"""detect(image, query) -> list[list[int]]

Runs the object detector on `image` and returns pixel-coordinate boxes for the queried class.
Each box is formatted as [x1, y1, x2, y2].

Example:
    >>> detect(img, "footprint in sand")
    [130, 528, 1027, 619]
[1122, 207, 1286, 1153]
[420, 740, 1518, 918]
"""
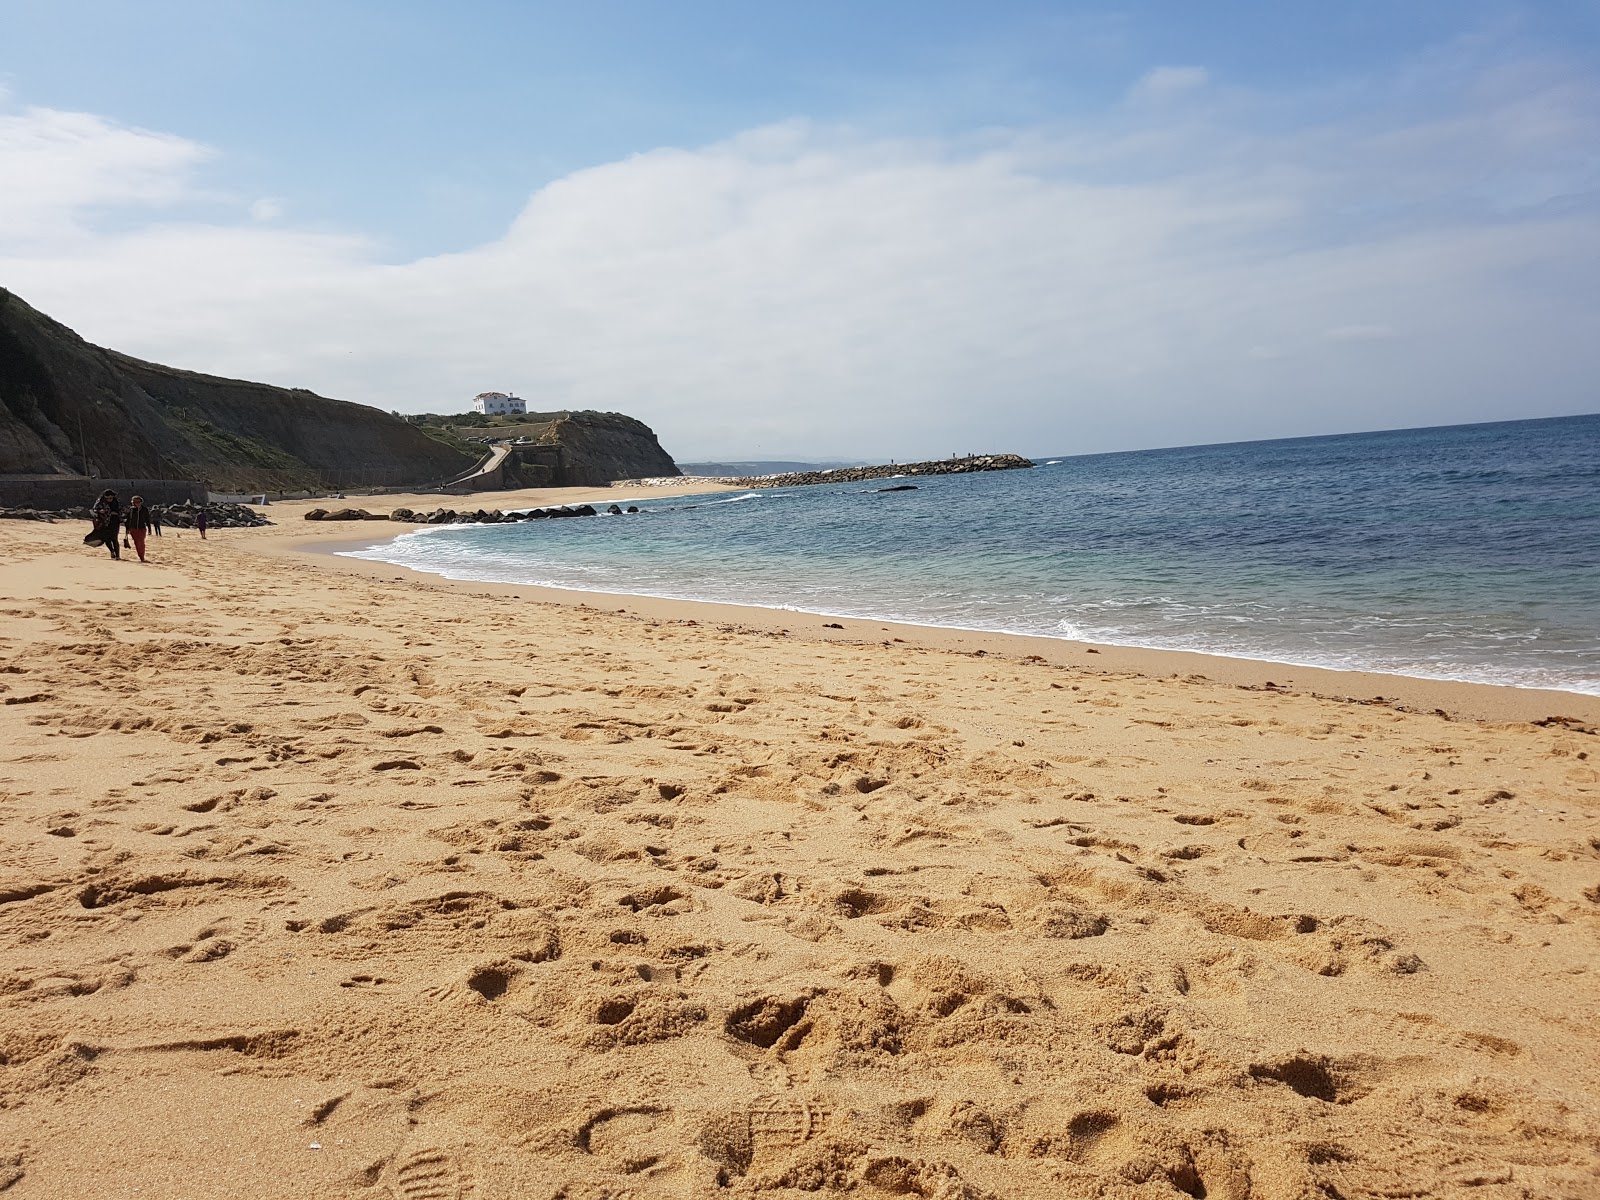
[386, 1144, 470, 1200]
[338, 972, 393, 990]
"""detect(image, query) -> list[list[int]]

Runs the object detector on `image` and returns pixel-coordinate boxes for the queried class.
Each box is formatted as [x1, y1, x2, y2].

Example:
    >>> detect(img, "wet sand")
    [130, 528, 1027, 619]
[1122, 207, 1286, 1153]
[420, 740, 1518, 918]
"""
[0, 489, 1596, 1199]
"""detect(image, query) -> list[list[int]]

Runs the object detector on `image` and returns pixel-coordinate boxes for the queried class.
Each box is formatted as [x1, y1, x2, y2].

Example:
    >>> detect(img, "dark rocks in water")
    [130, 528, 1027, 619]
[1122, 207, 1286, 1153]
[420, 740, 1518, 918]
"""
[353, 500, 629, 528]
[877, 485, 919, 492]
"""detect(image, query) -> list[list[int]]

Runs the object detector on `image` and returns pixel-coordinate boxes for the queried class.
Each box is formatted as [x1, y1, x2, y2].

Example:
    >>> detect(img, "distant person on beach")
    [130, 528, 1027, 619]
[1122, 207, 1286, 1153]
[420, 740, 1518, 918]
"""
[195, 508, 208, 539]
[90, 489, 121, 560]
[149, 505, 163, 537]
[124, 495, 154, 562]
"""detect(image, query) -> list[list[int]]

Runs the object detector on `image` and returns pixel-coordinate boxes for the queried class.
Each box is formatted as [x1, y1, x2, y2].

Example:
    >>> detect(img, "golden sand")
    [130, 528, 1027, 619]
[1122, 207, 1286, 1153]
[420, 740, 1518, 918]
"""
[0, 490, 1597, 1199]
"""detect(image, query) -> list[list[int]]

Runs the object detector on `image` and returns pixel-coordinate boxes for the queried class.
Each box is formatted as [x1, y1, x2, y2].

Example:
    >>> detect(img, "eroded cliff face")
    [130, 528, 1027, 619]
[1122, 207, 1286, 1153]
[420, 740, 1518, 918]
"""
[539, 412, 681, 486]
[0, 288, 474, 489]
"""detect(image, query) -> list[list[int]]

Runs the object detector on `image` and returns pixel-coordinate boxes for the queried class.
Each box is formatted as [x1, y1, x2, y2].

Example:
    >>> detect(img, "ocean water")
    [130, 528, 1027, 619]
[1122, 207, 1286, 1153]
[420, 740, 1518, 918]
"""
[342, 414, 1600, 696]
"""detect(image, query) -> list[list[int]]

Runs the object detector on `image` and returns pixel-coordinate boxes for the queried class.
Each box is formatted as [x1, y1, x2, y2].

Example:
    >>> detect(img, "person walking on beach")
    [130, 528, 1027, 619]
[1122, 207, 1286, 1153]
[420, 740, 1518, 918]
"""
[90, 489, 121, 560]
[195, 507, 209, 539]
[150, 504, 163, 537]
[124, 495, 154, 562]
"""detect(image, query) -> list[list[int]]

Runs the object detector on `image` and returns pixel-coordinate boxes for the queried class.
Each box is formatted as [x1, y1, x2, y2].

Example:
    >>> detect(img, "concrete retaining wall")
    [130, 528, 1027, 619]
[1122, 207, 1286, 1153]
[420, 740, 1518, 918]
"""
[0, 477, 208, 509]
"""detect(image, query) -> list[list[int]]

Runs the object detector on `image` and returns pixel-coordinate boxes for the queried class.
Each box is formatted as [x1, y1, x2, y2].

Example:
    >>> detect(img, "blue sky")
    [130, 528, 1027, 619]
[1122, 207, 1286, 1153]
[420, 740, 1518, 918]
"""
[3, 2, 1599, 458]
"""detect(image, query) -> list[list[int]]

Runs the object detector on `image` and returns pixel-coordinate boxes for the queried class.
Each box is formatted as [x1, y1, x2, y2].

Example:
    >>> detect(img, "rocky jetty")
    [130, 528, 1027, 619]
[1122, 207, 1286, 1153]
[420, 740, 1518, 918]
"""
[729, 453, 1033, 488]
[613, 453, 1033, 490]
[304, 503, 640, 525]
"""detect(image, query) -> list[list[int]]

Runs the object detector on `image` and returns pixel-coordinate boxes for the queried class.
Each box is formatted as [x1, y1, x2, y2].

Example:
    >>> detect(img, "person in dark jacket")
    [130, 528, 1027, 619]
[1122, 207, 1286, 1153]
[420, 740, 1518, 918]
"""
[195, 507, 209, 539]
[124, 495, 154, 562]
[90, 490, 121, 560]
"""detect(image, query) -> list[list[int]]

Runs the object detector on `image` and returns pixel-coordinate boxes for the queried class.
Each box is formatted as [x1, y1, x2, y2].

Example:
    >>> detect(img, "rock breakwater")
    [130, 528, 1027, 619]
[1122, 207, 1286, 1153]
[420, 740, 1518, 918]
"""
[613, 452, 1034, 490]
[0, 500, 270, 528]
[163, 501, 272, 529]
[304, 503, 641, 525]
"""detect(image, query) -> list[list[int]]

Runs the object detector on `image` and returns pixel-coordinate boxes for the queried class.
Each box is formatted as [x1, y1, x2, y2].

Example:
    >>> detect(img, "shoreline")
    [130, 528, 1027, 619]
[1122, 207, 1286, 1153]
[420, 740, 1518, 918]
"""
[246, 498, 1600, 726]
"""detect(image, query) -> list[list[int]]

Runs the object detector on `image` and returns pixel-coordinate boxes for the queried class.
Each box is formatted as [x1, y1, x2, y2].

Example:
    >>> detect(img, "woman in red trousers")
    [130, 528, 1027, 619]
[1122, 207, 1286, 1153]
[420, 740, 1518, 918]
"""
[124, 495, 155, 562]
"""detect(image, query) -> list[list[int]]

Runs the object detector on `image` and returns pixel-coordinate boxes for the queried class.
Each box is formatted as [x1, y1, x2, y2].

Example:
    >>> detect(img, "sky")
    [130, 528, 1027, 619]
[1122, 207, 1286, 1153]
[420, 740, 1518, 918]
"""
[2, 1, 1598, 461]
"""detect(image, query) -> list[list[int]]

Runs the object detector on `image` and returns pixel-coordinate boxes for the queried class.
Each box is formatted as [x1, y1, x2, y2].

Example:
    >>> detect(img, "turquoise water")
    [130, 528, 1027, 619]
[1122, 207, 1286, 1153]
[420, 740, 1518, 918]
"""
[343, 414, 1600, 695]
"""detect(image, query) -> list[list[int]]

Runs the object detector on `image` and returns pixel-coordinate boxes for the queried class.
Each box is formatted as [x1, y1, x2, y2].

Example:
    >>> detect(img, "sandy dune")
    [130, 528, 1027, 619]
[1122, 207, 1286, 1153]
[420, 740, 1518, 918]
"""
[0, 508, 1597, 1199]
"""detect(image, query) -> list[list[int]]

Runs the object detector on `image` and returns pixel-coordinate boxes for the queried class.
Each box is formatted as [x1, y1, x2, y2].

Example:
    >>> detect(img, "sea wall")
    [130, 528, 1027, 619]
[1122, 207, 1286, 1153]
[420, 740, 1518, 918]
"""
[0, 476, 206, 508]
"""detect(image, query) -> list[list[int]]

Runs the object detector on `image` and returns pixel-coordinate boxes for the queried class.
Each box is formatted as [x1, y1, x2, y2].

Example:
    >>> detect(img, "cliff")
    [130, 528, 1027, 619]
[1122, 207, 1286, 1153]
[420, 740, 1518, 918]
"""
[539, 412, 680, 486]
[0, 288, 474, 490]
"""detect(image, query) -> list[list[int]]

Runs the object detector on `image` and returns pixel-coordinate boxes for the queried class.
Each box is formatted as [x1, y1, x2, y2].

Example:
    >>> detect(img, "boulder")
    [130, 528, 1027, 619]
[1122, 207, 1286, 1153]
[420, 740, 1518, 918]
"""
[323, 508, 372, 521]
[304, 509, 328, 521]
[390, 508, 417, 521]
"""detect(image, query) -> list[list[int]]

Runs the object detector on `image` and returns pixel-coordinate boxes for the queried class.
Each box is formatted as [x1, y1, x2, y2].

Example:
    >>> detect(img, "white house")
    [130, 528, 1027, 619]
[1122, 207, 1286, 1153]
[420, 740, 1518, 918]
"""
[472, 391, 527, 416]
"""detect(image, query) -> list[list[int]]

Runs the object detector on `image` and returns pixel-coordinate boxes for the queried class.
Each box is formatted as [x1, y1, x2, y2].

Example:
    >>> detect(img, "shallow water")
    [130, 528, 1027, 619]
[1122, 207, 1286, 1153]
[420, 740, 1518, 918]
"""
[343, 413, 1600, 695]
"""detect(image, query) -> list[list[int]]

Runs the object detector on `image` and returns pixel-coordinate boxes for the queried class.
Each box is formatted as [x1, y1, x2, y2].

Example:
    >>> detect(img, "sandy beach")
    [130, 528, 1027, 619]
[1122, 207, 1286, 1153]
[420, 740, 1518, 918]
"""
[1, 489, 1597, 1199]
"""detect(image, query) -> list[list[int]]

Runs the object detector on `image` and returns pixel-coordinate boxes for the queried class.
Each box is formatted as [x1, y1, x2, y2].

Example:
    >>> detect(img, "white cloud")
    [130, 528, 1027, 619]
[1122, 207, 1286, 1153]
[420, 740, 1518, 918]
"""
[0, 106, 209, 244]
[248, 197, 284, 221]
[2, 56, 1598, 460]
[1129, 66, 1210, 103]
